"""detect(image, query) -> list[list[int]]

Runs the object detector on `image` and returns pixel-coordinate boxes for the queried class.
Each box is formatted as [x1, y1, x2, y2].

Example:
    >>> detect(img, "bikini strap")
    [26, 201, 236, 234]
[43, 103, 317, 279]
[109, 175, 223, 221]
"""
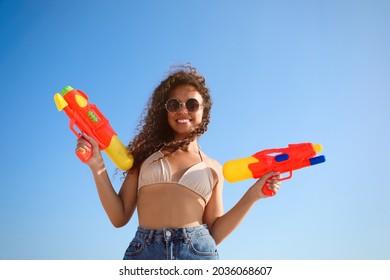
[197, 144, 204, 161]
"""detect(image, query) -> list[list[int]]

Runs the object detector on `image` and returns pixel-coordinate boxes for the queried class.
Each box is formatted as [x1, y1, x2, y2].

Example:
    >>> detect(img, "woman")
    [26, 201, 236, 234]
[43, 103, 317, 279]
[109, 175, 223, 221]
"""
[77, 64, 281, 260]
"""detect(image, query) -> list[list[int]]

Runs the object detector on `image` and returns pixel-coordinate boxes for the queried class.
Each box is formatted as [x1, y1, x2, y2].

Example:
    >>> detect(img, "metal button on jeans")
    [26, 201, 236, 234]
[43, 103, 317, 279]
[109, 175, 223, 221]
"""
[165, 231, 172, 237]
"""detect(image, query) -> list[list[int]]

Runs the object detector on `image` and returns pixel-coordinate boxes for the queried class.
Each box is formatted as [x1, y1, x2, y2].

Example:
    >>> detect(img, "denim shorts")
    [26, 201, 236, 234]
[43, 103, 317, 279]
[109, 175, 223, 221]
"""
[123, 224, 219, 260]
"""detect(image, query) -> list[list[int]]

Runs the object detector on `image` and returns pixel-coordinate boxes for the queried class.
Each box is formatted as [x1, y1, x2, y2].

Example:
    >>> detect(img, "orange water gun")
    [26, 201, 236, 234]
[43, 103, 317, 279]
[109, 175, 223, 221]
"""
[223, 143, 325, 196]
[54, 86, 133, 170]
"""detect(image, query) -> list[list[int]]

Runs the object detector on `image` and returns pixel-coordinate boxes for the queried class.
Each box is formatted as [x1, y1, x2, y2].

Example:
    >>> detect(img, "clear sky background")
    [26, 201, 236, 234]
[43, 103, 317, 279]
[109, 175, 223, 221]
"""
[0, 0, 389, 260]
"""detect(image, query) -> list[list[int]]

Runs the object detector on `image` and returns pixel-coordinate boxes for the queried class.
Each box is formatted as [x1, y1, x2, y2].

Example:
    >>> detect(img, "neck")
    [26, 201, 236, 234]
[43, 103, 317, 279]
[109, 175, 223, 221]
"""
[180, 139, 199, 153]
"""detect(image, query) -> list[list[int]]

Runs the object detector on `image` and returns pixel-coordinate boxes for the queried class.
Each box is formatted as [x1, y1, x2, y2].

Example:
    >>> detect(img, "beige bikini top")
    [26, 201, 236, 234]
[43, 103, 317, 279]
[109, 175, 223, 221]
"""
[138, 150, 213, 204]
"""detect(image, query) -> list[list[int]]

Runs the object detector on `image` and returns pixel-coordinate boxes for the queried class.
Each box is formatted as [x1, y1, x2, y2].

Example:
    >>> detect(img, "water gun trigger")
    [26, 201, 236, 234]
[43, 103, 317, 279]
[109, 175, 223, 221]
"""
[279, 170, 293, 181]
[261, 170, 292, 196]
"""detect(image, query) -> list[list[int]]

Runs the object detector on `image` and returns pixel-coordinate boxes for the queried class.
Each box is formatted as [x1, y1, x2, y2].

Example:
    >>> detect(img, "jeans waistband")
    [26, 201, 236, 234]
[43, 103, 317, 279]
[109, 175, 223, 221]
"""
[135, 224, 210, 244]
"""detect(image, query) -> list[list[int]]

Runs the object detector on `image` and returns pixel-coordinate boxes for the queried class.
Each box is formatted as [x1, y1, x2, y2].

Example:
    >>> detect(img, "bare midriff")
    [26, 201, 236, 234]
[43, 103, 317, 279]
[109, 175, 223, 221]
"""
[137, 183, 206, 229]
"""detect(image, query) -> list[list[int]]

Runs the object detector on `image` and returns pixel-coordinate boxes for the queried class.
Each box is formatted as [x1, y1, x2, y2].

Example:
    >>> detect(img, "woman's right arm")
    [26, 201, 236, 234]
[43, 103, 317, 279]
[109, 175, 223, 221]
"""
[77, 133, 138, 228]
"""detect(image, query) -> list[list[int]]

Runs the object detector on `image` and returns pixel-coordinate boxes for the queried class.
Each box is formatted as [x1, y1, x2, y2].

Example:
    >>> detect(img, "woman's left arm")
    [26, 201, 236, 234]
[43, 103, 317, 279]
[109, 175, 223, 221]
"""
[204, 161, 280, 245]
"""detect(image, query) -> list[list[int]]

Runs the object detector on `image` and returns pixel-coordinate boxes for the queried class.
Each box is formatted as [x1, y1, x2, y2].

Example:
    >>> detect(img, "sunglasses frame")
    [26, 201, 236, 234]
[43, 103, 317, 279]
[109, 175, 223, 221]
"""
[164, 98, 202, 113]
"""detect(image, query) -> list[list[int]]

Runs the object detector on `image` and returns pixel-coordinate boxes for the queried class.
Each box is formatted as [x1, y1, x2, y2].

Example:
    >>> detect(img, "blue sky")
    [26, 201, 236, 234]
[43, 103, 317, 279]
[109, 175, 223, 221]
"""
[0, 0, 389, 260]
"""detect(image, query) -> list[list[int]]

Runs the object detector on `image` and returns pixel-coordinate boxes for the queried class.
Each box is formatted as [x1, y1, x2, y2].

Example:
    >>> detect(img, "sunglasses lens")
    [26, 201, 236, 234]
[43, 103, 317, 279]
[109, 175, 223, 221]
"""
[166, 99, 180, 112]
[186, 98, 200, 112]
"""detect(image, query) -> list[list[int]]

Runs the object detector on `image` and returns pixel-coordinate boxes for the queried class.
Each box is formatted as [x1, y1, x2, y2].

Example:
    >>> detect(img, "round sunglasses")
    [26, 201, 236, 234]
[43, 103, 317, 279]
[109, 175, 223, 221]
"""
[164, 98, 202, 113]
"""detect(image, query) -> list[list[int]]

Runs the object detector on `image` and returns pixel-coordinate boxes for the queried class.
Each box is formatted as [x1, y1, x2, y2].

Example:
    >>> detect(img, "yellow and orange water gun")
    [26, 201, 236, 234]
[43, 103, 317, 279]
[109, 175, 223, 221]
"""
[54, 86, 133, 170]
[223, 143, 325, 196]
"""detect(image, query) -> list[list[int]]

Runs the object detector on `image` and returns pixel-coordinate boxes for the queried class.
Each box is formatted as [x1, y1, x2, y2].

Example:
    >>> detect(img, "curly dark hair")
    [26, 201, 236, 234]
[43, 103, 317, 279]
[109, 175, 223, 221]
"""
[126, 64, 212, 173]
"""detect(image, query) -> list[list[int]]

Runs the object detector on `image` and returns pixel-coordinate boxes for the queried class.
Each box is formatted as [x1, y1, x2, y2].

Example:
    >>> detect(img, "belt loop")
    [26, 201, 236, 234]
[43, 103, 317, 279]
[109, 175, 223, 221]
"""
[182, 228, 190, 244]
[146, 229, 154, 245]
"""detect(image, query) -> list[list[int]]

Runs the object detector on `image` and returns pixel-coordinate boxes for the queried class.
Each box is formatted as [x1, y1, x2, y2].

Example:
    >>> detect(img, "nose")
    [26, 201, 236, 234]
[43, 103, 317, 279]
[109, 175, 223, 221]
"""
[177, 102, 188, 113]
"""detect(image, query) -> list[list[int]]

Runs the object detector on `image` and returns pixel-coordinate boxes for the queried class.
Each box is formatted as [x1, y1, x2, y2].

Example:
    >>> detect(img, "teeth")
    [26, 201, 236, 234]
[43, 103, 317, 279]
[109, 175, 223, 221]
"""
[177, 119, 190, 123]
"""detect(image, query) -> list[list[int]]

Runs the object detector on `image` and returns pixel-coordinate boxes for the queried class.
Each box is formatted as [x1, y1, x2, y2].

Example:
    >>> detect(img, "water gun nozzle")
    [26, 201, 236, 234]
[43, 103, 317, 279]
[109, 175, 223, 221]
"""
[54, 93, 68, 111]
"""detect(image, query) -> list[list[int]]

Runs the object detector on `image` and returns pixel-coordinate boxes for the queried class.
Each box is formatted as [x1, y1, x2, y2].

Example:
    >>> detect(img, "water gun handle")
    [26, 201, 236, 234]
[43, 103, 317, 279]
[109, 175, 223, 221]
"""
[262, 182, 275, 196]
[76, 145, 92, 162]
[75, 134, 92, 162]
[68, 116, 94, 163]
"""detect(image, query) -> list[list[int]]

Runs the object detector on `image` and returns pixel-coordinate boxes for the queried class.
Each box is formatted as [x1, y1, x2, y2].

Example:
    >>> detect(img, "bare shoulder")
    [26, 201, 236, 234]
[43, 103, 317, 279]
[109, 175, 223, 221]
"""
[200, 151, 223, 176]
[202, 152, 223, 185]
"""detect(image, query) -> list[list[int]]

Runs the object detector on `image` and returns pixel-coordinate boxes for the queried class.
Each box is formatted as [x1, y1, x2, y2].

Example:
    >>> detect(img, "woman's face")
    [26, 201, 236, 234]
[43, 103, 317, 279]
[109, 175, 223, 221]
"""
[166, 85, 204, 140]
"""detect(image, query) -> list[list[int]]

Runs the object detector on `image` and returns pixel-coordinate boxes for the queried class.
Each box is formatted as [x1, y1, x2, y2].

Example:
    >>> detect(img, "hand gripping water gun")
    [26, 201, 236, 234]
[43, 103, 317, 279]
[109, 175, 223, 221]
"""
[54, 86, 133, 170]
[222, 143, 326, 196]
